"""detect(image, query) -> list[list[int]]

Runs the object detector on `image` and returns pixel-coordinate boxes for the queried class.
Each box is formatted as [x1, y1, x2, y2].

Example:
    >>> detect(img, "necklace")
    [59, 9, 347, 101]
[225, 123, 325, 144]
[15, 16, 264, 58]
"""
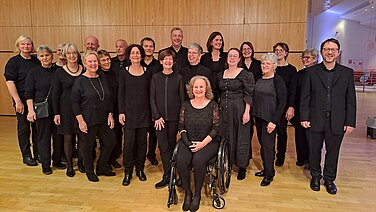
[66, 65, 79, 74]
[88, 77, 105, 101]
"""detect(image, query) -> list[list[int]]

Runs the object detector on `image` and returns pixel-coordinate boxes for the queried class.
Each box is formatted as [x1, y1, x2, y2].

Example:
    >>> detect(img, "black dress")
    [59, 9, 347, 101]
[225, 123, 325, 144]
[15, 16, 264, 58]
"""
[218, 69, 254, 168]
[52, 67, 80, 134]
[241, 59, 262, 82]
[201, 52, 228, 100]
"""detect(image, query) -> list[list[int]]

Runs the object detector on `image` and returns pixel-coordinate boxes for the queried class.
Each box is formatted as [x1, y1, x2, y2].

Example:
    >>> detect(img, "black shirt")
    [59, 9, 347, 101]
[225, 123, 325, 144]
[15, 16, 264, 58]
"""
[252, 75, 287, 125]
[4, 54, 41, 101]
[118, 66, 152, 128]
[276, 63, 297, 106]
[241, 59, 262, 82]
[111, 56, 130, 77]
[179, 100, 220, 141]
[321, 63, 337, 112]
[150, 71, 184, 121]
[25, 65, 55, 103]
[71, 74, 112, 127]
[100, 68, 119, 114]
[159, 46, 189, 73]
[144, 57, 162, 75]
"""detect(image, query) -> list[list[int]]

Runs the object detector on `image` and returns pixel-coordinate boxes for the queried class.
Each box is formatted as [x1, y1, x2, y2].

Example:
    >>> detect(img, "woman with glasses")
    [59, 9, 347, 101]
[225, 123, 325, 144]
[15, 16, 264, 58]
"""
[180, 43, 212, 101]
[272, 42, 297, 167]
[289, 49, 319, 167]
[52, 43, 84, 177]
[240, 41, 262, 82]
[218, 48, 254, 180]
[253, 53, 287, 186]
[118, 44, 152, 186]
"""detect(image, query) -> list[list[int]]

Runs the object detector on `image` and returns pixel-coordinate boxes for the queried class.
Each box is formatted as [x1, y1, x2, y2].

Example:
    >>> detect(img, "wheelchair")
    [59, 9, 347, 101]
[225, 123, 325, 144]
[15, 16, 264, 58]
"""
[167, 137, 231, 209]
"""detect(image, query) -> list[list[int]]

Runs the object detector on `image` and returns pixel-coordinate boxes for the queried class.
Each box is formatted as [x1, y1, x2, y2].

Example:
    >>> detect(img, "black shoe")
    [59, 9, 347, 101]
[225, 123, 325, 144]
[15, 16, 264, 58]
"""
[78, 159, 85, 173]
[86, 172, 99, 182]
[182, 191, 192, 211]
[296, 160, 308, 167]
[260, 176, 273, 186]
[310, 178, 321, 191]
[23, 156, 38, 166]
[275, 158, 285, 166]
[53, 161, 67, 170]
[237, 168, 246, 180]
[255, 171, 265, 177]
[176, 178, 182, 187]
[66, 164, 75, 177]
[96, 170, 116, 177]
[111, 161, 122, 169]
[122, 173, 132, 186]
[324, 180, 337, 195]
[147, 155, 158, 165]
[190, 194, 201, 211]
[42, 166, 53, 175]
[35, 154, 42, 163]
[155, 177, 170, 189]
[136, 170, 147, 181]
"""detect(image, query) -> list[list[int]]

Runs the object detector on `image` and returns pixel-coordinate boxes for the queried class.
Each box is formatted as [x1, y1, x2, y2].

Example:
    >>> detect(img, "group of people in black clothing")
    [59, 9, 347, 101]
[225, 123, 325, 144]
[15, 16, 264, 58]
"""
[4, 26, 356, 211]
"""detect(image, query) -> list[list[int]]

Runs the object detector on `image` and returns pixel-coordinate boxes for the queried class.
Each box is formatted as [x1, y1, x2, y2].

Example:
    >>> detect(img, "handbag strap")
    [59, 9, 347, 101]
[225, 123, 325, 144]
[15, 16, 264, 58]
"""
[43, 70, 55, 103]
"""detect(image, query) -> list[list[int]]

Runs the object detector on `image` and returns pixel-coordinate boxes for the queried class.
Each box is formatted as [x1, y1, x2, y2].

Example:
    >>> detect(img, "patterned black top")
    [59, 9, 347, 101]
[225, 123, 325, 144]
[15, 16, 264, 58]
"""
[178, 100, 219, 141]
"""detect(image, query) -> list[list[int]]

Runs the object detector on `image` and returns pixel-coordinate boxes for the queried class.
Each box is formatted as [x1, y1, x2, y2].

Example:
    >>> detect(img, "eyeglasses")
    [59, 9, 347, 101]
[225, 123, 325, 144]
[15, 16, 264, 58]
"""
[274, 49, 285, 53]
[261, 62, 274, 66]
[188, 51, 199, 55]
[322, 48, 339, 53]
[300, 56, 312, 60]
[66, 52, 78, 56]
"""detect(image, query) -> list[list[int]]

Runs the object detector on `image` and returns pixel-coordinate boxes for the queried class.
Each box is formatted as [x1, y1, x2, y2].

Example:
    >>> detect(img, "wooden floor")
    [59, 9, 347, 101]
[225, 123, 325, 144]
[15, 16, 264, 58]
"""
[0, 92, 376, 212]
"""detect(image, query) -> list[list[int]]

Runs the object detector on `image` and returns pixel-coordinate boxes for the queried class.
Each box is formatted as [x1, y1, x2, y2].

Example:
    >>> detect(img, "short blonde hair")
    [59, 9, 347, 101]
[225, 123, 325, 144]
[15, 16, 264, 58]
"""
[83, 50, 99, 62]
[15, 35, 34, 53]
[186, 76, 213, 100]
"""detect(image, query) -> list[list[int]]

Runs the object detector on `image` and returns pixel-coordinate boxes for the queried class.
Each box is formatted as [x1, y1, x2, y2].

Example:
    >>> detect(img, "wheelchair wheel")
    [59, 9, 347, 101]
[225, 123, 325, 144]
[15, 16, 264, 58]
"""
[167, 165, 178, 207]
[217, 140, 231, 194]
[212, 196, 225, 209]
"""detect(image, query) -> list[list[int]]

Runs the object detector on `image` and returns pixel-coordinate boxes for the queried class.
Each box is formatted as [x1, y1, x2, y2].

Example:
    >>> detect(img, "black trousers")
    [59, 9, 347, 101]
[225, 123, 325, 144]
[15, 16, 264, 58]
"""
[79, 123, 116, 173]
[176, 139, 219, 195]
[15, 108, 38, 159]
[307, 117, 344, 181]
[109, 117, 123, 163]
[52, 125, 64, 163]
[155, 121, 178, 178]
[276, 116, 288, 160]
[35, 117, 53, 167]
[123, 127, 148, 173]
[255, 117, 277, 177]
[291, 116, 309, 163]
[147, 126, 158, 159]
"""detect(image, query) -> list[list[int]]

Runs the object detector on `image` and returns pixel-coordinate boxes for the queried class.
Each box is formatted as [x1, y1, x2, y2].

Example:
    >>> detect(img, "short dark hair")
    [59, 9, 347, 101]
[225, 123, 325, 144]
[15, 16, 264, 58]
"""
[140, 37, 155, 47]
[240, 41, 256, 60]
[273, 42, 289, 59]
[126, 44, 145, 63]
[206, 31, 224, 53]
[97, 49, 111, 58]
[158, 49, 175, 61]
[320, 38, 340, 52]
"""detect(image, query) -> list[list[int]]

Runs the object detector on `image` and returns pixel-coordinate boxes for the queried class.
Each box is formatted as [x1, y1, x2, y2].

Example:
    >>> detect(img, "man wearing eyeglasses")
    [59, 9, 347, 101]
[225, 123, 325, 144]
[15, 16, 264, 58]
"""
[300, 38, 356, 195]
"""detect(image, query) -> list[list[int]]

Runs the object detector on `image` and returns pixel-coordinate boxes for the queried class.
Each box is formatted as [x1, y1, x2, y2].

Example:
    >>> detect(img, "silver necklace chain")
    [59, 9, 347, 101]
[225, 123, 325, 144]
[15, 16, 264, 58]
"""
[88, 77, 105, 101]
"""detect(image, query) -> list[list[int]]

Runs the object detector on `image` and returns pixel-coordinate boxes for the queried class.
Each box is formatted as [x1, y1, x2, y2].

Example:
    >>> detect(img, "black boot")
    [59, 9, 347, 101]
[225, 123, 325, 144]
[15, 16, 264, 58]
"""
[182, 190, 192, 211]
[66, 163, 75, 177]
[190, 193, 201, 211]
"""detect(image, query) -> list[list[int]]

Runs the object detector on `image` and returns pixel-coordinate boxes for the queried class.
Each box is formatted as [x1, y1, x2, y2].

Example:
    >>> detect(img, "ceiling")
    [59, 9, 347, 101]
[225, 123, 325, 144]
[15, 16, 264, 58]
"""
[309, 0, 376, 28]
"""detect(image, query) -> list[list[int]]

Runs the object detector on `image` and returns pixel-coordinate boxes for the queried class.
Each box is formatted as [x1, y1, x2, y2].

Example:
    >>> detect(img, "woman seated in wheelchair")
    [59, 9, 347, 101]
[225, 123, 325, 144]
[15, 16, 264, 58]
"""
[177, 75, 220, 211]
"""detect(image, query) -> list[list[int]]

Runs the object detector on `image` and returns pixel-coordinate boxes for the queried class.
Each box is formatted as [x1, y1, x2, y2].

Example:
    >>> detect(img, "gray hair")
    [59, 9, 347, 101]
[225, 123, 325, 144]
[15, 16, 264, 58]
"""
[62, 43, 79, 59]
[302, 48, 318, 59]
[261, 53, 278, 64]
[188, 43, 203, 54]
[36, 45, 53, 55]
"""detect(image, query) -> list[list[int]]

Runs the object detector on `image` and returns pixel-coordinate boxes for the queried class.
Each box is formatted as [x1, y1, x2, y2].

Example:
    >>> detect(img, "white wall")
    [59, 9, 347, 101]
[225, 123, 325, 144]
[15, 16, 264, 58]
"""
[309, 11, 376, 70]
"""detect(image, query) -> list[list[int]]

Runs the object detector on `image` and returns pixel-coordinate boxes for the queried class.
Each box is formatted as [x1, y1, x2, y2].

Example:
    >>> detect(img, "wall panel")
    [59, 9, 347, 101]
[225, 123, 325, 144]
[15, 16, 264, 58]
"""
[32, 27, 82, 50]
[0, 27, 34, 50]
[31, 0, 81, 26]
[0, 0, 31, 26]
[0, 54, 19, 115]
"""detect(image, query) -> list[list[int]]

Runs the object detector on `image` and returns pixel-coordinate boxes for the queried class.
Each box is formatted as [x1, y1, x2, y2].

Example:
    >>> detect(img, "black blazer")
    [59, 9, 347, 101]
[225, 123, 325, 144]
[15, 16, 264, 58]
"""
[300, 63, 356, 135]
